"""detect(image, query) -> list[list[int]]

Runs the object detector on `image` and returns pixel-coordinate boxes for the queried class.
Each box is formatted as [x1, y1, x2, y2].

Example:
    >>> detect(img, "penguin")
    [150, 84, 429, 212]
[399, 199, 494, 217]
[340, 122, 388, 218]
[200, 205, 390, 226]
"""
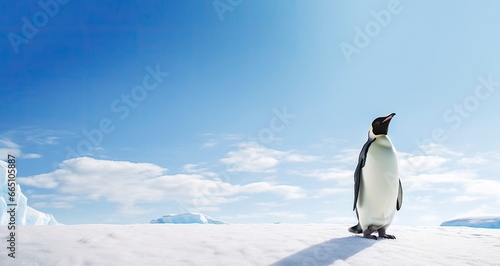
[348, 113, 403, 240]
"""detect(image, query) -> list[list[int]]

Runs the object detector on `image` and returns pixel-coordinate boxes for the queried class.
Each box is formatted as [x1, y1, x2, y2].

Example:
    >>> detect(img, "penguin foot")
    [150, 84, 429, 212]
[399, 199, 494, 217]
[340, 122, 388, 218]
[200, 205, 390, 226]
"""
[380, 234, 396, 239]
[363, 228, 378, 240]
[363, 234, 377, 240]
[377, 226, 396, 239]
[348, 223, 362, 234]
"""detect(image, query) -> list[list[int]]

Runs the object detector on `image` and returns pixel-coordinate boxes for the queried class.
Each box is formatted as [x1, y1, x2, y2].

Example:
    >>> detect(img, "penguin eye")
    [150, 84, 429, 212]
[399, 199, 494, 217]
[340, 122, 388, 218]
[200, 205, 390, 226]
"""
[374, 121, 381, 127]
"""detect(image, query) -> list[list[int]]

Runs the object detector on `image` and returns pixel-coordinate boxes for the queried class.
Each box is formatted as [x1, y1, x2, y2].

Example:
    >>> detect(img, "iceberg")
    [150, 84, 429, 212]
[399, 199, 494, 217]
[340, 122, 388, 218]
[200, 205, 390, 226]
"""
[441, 217, 500, 229]
[0, 160, 58, 225]
[150, 213, 226, 224]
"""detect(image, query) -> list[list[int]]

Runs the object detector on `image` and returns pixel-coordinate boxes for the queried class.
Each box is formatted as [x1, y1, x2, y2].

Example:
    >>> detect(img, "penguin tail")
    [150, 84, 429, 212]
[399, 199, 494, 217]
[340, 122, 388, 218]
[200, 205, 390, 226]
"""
[348, 223, 362, 234]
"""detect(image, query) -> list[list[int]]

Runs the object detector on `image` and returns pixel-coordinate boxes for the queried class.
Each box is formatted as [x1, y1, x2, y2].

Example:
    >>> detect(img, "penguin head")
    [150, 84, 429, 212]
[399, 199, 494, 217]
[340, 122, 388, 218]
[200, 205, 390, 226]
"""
[369, 113, 396, 137]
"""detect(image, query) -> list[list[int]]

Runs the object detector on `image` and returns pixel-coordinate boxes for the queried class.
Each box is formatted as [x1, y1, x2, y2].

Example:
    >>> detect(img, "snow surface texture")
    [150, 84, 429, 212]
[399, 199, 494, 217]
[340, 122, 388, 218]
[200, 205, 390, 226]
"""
[2, 224, 500, 265]
[441, 217, 500, 229]
[150, 213, 226, 224]
[0, 160, 58, 225]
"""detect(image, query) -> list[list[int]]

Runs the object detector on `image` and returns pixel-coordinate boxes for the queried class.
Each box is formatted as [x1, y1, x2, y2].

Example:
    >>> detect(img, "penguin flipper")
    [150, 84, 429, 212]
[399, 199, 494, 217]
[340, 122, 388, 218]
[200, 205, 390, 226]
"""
[353, 138, 375, 211]
[353, 167, 361, 211]
[396, 179, 403, 211]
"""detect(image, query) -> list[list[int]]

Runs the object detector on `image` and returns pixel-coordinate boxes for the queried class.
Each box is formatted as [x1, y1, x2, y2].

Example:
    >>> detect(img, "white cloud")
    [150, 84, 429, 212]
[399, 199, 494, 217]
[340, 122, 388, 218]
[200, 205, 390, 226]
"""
[24, 153, 42, 159]
[316, 188, 351, 197]
[403, 195, 435, 212]
[396, 144, 500, 223]
[255, 201, 287, 208]
[192, 206, 221, 212]
[309, 138, 348, 151]
[416, 143, 463, 157]
[182, 163, 208, 173]
[331, 148, 359, 165]
[463, 179, 500, 200]
[19, 173, 61, 189]
[33, 201, 73, 209]
[202, 140, 219, 149]
[0, 139, 21, 158]
[458, 151, 500, 166]
[454, 205, 500, 219]
[453, 195, 480, 202]
[220, 142, 319, 173]
[398, 153, 449, 174]
[403, 171, 476, 191]
[1, 128, 67, 146]
[398, 145, 478, 193]
[458, 157, 489, 166]
[289, 168, 353, 183]
[240, 182, 306, 199]
[30, 194, 80, 202]
[220, 142, 285, 173]
[18, 157, 305, 214]
[418, 215, 440, 223]
[283, 153, 321, 163]
[0, 138, 43, 159]
[27, 135, 59, 145]
[181, 163, 217, 177]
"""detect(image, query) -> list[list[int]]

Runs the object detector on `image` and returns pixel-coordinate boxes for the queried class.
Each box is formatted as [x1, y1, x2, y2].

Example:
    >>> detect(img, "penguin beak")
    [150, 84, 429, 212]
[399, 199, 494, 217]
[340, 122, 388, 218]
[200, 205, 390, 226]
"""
[382, 113, 396, 123]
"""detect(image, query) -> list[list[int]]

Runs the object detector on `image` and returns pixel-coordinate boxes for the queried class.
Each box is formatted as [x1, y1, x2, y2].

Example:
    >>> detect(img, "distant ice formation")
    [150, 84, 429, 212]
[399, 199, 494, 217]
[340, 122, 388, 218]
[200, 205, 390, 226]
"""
[1, 160, 58, 225]
[150, 213, 226, 224]
[441, 217, 500, 229]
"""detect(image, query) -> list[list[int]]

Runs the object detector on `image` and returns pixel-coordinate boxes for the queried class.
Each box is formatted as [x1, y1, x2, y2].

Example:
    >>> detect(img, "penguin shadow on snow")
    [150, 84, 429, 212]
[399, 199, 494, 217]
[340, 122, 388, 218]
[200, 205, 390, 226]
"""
[271, 236, 377, 266]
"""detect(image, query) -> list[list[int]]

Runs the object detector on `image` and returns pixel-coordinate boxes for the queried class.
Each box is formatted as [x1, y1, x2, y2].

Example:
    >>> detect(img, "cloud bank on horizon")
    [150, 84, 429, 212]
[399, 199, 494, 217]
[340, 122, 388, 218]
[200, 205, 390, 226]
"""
[11, 137, 500, 225]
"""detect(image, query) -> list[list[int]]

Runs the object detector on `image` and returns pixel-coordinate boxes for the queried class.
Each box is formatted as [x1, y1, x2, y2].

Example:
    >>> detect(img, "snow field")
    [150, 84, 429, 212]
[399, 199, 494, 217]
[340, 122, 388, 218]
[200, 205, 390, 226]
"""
[1, 224, 500, 265]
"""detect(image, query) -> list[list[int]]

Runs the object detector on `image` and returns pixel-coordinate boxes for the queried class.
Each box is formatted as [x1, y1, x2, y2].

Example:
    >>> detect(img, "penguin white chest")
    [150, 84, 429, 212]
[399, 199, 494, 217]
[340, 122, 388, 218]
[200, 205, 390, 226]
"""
[357, 137, 399, 230]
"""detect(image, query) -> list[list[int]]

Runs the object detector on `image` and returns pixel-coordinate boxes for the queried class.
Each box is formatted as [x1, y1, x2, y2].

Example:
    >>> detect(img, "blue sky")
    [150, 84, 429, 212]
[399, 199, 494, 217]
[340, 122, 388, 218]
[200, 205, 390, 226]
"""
[1, 0, 500, 225]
